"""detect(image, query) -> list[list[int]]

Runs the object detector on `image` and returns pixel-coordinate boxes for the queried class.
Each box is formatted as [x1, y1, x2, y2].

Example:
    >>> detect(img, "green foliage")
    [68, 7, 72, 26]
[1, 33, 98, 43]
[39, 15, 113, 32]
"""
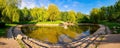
[20, 7, 30, 21]
[2, 6, 20, 23]
[0, 0, 21, 23]
[67, 10, 76, 23]
[90, 0, 120, 23]
[90, 8, 101, 23]
[80, 16, 90, 23]
[30, 7, 48, 22]
[60, 12, 68, 22]
[99, 21, 120, 34]
[47, 4, 60, 21]
[0, 0, 119, 24]
[76, 12, 85, 23]
[0, 28, 6, 37]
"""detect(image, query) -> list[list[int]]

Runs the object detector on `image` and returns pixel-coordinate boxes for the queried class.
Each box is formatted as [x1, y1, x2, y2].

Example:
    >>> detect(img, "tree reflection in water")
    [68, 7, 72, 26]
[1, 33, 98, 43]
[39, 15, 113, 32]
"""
[21, 25, 99, 44]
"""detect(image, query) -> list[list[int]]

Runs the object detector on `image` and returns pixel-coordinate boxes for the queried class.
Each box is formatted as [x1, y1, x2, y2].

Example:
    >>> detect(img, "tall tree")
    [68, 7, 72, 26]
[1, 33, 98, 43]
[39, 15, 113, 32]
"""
[90, 8, 101, 23]
[60, 12, 68, 22]
[47, 4, 60, 21]
[20, 7, 30, 21]
[41, 7, 49, 22]
[0, 0, 7, 22]
[76, 12, 84, 23]
[114, 0, 120, 22]
[68, 10, 76, 23]
[99, 6, 107, 20]
[1, 0, 21, 23]
[30, 7, 48, 22]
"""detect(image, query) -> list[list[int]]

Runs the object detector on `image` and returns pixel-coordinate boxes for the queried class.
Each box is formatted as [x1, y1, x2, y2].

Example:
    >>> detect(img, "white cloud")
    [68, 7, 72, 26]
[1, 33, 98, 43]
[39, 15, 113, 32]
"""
[40, 3, 44, 7]
[73, 2, 79, 7]
[38, 0, 51, 9]
[64, 5, 68, 8]
[19, 0, 37, 9]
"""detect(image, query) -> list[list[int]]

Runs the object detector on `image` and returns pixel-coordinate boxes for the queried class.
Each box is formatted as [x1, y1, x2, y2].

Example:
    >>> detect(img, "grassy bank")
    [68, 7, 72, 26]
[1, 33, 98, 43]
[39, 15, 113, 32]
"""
[0, 24, 17, 37]
[36, 21, 63, 24]
[12, 20, 63, 24]
[0, 28, 7, 37]
[99, 21, 120, 34]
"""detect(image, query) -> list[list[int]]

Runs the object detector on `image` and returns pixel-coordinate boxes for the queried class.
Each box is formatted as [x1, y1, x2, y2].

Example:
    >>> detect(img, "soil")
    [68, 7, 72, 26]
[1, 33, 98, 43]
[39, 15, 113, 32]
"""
[0, 38, 20, 48]
[98, 34, 120, 48]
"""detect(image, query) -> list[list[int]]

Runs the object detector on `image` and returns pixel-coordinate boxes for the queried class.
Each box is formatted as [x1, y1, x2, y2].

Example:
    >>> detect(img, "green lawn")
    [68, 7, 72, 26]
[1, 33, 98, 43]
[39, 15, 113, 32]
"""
[0, 24, 17, 37]
[0, 28, 7, 37]
[99, 21, 120, 34]
[12, 20, 63, 24]
[5, 24, 17, 26]
[36, 21, 63, 24]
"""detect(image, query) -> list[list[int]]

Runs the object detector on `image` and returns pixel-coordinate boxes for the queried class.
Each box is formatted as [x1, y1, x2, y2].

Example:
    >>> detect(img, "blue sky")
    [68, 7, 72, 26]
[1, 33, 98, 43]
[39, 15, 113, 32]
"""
[20, 0, 117, 14]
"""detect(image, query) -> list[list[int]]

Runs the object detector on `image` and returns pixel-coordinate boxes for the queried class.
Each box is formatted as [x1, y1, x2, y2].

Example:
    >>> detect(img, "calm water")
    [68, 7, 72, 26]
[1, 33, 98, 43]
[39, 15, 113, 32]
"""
[21, 25, 99, 44]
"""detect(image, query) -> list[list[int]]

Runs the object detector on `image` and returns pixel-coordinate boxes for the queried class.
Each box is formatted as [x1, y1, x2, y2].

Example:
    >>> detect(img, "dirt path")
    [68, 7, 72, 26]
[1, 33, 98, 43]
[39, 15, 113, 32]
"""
[0, 38, 20, 48]
[98, 34, 120, 48]
[0, 27, 20, 48]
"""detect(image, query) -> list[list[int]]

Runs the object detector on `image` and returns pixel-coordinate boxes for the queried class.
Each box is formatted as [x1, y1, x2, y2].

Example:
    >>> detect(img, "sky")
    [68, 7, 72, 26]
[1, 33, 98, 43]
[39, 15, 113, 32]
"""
[20, 0, 117, 14]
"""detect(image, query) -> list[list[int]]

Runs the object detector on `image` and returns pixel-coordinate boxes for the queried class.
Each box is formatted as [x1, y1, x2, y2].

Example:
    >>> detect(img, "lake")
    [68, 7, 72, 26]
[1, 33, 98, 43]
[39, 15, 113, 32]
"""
[21, 25, 99, 44]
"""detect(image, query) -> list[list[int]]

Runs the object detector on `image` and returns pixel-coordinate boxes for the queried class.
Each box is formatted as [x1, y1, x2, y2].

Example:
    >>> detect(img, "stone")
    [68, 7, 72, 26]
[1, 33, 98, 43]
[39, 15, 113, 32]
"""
[16, 34, 22, 40]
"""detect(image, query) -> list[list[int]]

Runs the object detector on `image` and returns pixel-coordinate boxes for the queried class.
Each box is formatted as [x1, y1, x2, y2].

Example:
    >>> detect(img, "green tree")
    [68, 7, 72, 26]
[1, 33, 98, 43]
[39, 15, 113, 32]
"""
[60, 12, 68, 22]
[20, 7, 30, 21]
[41, 7, 49, 22]
[0, 0, 7, 22]
[0, 0, 21, 23]
[76, 12, 84, 23]
[47, 4, 60, 21]
[2, 6, 20, 23]
[99, 6, 107, 20]
[68, 10, 76, 23]
[90, 8, 101, 23]
[30, 7, 48, 22]
[114, 0, 120, 22]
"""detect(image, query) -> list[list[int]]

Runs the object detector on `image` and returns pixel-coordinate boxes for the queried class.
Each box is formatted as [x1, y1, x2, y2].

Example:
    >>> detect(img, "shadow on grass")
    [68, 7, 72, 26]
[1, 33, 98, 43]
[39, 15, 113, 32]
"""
[0, 27, 8, 38]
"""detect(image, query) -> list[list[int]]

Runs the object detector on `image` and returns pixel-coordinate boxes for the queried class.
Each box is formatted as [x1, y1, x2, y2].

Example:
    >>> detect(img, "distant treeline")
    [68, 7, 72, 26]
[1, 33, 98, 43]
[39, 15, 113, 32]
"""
[0, 0, 120, 24]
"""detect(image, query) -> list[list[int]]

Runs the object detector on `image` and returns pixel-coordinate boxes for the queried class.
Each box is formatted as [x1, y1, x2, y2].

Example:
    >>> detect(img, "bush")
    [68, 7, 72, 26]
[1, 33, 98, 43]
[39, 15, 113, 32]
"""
[0, 22, 5, 27]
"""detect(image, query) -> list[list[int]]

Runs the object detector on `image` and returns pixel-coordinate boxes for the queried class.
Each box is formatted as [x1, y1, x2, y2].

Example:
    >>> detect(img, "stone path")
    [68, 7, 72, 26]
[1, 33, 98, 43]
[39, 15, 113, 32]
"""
[0, 27, 20, 48]
[0, 38, 20, 48]
[98, 34, 120, 48]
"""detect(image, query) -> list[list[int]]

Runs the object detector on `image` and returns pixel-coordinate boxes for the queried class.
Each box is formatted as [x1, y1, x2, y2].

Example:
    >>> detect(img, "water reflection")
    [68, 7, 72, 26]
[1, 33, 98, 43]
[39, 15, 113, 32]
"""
[21, 25, 99, 44]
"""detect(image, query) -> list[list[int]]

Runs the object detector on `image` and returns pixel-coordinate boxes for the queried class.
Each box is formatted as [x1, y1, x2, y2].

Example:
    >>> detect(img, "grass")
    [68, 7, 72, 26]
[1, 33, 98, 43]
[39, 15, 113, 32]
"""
[12, 20, 63, 24]
[99, 21, 120, 29]
[0, 23, 17, 37]
[5, 24, 17, 26]
[17, 39, 25, 48]
[36, 20, 63, 24]
[99, 21, 120, 34]
[0, 28, 7, 37]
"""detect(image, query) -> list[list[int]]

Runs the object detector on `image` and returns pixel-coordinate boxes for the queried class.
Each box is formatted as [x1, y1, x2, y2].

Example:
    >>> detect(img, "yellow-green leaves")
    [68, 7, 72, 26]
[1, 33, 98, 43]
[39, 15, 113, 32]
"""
[47, 4, 60, 21]
[30, 7, 48, 22]
[2, 6, 20, 22]
[68, 10, 76, 23]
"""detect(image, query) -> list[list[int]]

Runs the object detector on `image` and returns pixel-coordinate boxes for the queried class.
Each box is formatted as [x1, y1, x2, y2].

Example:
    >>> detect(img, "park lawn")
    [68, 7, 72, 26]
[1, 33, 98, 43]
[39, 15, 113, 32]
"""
[99, 21, 120, 34]
[5, 24, 17, 26]
[36, 21, 63, 24]
[0, 28, 7, 37]
[0, 24, 17, 37]
[11, 20, 63, 24]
